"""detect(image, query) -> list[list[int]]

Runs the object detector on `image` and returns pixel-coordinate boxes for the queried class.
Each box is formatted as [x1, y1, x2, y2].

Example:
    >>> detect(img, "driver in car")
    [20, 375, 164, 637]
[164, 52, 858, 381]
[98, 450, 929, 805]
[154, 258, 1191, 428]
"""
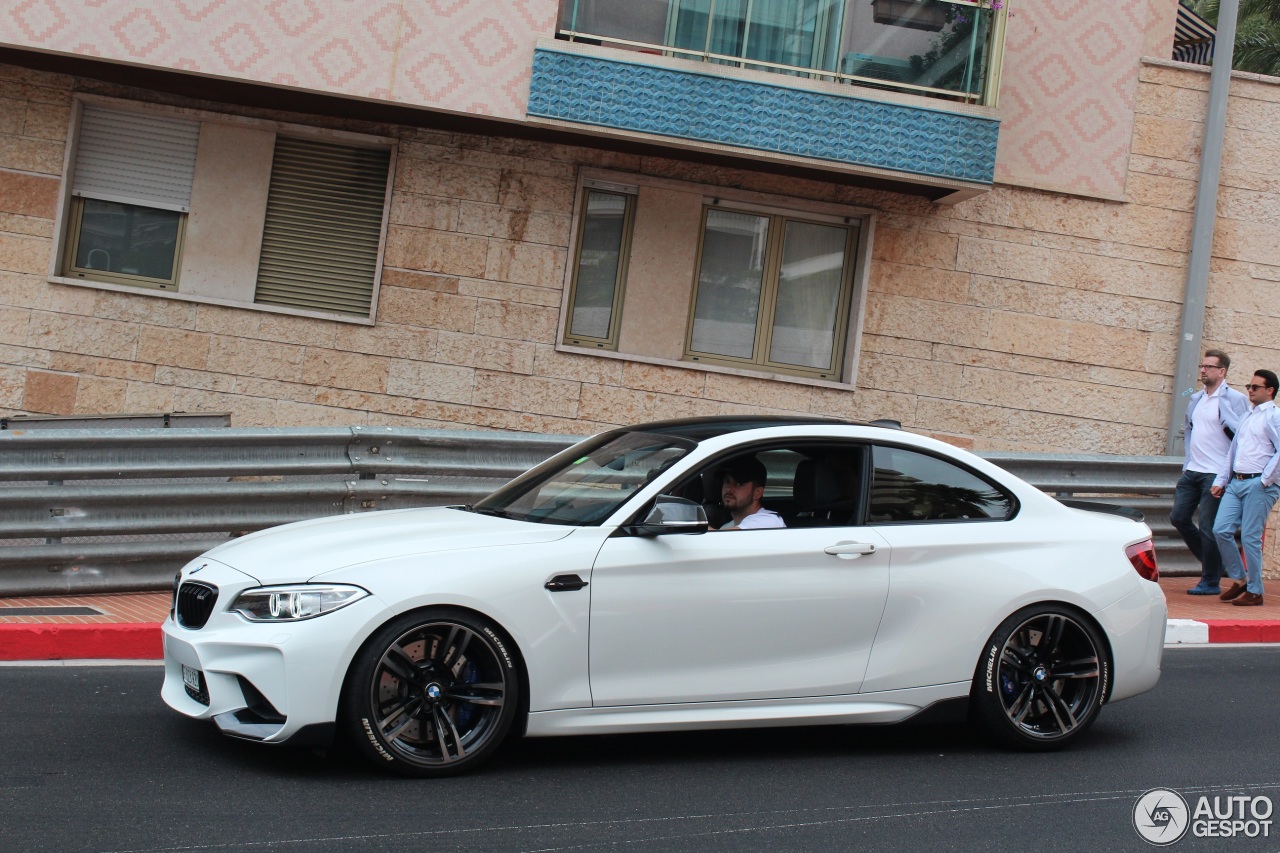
[717, 456, 785, 530]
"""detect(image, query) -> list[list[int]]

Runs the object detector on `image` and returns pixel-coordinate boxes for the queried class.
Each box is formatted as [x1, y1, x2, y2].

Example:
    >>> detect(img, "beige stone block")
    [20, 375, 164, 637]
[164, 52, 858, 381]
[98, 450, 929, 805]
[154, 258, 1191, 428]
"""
[1126, 172, 1197, 212]
[1065, 322, 1152, 371]
[73, 374, 127, 414]
[860, 333, 933, 360]
[703, 373, 813, 412]
[1231, 311, 1280, 348]
[393, 158, 500, 203]
[960, 366, 1167, 429]
[956, 238, 1055, 286]
[193, 304, 264, 337]
[1218, 187, 1280, 228]
[1144, 332, 1180, 376]
[435, 332, 535, 374]
[257, 314, 339, 349]
[93, 291, 197, 328]
[137, 326, 210, 370]
[1129, 153, 1201, 183]
[857, 351, 964, 394]
[389, 193, 460, 231]
[1058, 289, 1181, 334]
[474, 408, 597, 436]
[232, 376, 317, 405]
[809, 386, 917, 425]
[528, 346, 620, 385]
[1131, 114, 1202, 163]
[1223, 129, 1280, 177]
[1051, 251, 1185, 302]
[456, 278, 562, 307]
[384, 226, 488, 277]
[334, 323, 437, 361]
[27, 311, 139, 360]
[302, 349, 389, 393]
[0, 169, 59, 219]
[0, 363, 23, 407]
[863, 294, 991, 349]
[154, 366, 237, 393]
[23, 369, 77, 414]
[497, 173, 576, 214]
[0, 211, 54, 238]
[619, 360, 704, 397]
[648, 392, 713, 421]
[871, 261, 971, 304]
[206, 336, 304, 382]
[91, 357, 155, 382]
[0, 97, 22, 135]
[1134, 79, 1207, 123]
[377, 286, 477, 333]
[968, 276, 1062, 316]
[0, 133, 64, 175]
[0, 304, 28, 345]
[1227, 95, 1280, 136]
[0, 232, 50, 275]
[474, 371, 581, 418]
[380, 268, 459, 293]
[871, 227, 958, 269]
[455, 147, 577, 181]
[1213, 218, 1280, 267]
[22, 101, 69, 141]
[457, 202, 571, 247]
[485, 241, 567, 288]
[398, 139, 460, 162]
[120, 381, 175, 414]
[386, 360, 475, 404]
[0, 342, 50, 370]
[1139, 63, 1209, 90]
[474, 300, 559, 344]
[578, 383, 657, 424]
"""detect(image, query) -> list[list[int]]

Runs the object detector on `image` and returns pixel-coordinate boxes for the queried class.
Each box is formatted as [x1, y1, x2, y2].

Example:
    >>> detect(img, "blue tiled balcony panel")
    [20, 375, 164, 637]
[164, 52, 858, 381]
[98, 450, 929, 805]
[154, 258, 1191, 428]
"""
[528, 48, 999, 185]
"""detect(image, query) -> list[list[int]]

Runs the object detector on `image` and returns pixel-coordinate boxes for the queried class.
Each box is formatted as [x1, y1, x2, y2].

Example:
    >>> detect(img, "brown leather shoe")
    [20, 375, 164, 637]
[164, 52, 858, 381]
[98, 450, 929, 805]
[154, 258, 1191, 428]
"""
[1221, 582, 1248, 601]
[1233, 592, 1264, 606]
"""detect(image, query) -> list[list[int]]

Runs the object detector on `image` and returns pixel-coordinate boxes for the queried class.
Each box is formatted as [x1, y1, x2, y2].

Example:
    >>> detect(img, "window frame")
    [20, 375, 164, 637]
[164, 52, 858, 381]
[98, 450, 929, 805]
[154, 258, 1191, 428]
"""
[50, 95, 396, 327]
[62, 195, 187, 291]
[682, 200, 859, 381]
[562, 183, 638, 350]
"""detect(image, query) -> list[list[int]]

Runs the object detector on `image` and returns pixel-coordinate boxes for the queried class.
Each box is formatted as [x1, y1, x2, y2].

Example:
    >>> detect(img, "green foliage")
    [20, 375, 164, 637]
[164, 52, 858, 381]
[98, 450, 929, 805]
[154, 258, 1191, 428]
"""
[1191, 0, 1280, 75]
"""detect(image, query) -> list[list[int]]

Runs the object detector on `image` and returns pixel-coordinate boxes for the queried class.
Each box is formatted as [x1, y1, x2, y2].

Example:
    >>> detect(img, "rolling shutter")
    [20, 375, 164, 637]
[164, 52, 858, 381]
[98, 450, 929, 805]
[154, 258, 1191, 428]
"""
[254, 137, 391, 317]
[72, 105, 200, 211]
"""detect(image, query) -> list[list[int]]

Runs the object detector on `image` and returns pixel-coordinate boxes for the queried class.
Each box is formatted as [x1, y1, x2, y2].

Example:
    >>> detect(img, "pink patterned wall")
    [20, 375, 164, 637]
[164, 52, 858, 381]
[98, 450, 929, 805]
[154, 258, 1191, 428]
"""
[1, 0, 559, 120]
[3, 0, 1180, 201]
[996, 0, 1179, 200]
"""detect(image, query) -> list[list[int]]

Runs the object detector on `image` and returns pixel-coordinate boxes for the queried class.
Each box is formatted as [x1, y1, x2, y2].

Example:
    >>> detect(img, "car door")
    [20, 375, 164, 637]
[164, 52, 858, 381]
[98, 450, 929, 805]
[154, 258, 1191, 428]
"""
[587, 444, 891, 707]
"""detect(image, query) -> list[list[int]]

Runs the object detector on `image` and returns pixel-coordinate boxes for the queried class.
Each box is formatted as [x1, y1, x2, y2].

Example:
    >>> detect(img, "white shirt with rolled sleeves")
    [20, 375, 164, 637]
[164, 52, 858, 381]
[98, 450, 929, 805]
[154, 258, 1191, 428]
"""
[1214, 400, 1280, 489]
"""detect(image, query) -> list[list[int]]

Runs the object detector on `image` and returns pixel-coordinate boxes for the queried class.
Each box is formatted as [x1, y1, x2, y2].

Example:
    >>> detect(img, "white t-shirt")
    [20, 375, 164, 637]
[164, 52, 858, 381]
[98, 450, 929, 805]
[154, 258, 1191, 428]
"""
[720, 508, 785, 530]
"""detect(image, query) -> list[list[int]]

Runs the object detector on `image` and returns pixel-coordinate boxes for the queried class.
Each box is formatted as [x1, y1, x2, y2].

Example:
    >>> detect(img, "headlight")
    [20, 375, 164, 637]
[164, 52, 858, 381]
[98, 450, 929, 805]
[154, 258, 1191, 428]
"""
[229, 585, 369, 622]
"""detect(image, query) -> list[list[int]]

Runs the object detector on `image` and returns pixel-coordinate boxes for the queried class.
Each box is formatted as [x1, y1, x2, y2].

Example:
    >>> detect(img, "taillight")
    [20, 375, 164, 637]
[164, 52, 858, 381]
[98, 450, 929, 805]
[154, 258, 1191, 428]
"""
[1126, 540, 1159, 582]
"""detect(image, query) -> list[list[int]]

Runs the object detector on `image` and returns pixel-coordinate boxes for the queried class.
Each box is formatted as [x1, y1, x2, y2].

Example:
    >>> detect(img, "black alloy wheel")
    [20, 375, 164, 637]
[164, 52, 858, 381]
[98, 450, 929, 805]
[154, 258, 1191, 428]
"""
[972, 605, 1108, 750]
[342, 609, 519, 776]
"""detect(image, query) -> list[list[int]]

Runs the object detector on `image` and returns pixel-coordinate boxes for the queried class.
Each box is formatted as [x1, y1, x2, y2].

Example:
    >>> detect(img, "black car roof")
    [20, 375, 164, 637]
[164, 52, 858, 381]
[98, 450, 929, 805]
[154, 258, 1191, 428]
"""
[617, 415, 860, 443]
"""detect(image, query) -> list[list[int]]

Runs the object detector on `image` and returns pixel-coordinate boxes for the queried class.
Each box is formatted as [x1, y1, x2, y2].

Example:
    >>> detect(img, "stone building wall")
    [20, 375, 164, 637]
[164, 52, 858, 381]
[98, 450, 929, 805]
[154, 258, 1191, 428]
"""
[2, 60, 1279, 461]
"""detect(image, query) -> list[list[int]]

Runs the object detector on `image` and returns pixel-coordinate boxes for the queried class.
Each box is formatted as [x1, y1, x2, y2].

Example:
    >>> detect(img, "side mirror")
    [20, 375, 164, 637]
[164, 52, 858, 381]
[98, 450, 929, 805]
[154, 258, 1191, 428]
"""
[625, 496, 709, 536]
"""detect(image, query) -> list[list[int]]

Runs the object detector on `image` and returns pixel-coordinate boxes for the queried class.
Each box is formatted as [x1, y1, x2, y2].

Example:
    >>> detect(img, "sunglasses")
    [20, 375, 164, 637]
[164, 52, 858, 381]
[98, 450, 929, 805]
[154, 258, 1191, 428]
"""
[1246, 384, 1270, 392]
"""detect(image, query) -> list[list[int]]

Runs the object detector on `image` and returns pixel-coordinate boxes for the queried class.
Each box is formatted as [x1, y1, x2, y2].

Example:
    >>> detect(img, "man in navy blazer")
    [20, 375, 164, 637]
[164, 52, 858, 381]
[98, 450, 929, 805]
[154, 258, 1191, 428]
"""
[1174, 350, 1249, 595]
[1211, 369, 1280, 606]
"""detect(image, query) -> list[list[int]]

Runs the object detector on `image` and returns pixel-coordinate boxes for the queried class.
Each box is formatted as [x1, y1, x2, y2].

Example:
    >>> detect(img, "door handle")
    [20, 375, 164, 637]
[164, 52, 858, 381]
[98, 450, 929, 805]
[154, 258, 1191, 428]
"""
[824, 542, 877, 558]
[545, 574, 589, 592]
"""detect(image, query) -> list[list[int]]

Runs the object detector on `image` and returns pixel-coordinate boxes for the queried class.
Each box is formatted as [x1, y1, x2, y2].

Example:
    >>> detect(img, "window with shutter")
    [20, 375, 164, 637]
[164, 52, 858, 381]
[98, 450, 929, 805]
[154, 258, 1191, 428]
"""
[254, 137, 392, 317]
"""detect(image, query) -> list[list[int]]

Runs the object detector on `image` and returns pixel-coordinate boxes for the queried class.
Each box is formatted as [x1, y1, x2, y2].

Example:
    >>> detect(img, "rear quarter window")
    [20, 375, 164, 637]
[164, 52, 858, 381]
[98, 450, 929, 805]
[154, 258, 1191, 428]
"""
[870, 445, 1014, 523]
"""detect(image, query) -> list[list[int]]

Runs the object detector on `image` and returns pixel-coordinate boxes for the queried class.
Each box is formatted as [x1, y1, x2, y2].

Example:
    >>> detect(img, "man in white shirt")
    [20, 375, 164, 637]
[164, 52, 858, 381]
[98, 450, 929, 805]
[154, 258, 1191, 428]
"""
[717, 456, 785, 530]
[1174, 350, 1249, 595]
[1211, 370, 1280, 606]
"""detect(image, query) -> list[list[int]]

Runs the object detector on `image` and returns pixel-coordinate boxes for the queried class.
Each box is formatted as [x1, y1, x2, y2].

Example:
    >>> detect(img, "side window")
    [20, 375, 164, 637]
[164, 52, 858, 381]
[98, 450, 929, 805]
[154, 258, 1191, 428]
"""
[869, 446, 1013, 523]
[562, 187, 636, 349]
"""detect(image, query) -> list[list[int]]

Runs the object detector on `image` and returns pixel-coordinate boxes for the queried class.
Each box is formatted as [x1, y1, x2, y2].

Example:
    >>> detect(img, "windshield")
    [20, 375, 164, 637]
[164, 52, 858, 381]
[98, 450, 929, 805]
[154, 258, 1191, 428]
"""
[472, 430, 696, 525]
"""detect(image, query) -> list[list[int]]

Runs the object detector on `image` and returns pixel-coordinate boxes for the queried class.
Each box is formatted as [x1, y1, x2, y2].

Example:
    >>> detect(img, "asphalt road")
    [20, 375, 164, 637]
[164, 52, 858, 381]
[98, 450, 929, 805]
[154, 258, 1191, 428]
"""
[2, 647, 1278, 853]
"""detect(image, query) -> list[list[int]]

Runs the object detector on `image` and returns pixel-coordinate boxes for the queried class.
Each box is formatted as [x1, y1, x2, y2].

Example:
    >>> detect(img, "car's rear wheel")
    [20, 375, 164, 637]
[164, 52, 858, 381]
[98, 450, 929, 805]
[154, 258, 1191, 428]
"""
[971, 604, 1108, 751]
[341, 609, 519, 776]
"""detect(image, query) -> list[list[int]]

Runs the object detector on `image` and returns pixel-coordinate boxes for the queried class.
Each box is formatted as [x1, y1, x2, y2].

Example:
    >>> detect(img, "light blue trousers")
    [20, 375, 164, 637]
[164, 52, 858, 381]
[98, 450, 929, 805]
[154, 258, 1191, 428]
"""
[1214, 477, 1280, 595]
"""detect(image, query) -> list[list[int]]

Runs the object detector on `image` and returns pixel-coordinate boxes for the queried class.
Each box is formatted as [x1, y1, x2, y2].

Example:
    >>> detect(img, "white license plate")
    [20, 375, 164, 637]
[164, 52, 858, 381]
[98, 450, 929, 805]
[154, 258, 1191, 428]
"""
[182, 664, 202, 692]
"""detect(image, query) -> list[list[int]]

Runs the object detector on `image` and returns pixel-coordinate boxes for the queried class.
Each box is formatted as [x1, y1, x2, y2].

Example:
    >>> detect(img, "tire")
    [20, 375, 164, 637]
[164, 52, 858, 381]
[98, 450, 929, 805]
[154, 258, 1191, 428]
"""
[341, 608, 519, 776]
[971, 604, 1109, 751]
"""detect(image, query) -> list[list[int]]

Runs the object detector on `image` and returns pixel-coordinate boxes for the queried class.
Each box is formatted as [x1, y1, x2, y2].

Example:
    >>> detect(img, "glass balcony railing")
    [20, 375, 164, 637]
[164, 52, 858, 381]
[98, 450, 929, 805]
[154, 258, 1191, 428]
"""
[556, 0, 1002, 105]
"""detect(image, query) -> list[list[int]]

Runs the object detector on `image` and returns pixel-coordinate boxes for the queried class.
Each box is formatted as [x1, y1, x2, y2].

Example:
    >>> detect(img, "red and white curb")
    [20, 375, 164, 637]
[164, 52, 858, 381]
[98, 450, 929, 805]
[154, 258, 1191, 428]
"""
[1165, 619, 1280, 645]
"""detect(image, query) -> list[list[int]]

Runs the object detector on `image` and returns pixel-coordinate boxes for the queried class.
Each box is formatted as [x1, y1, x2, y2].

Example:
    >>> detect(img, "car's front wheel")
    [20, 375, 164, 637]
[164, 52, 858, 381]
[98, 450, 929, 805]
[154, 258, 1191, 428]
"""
[971, 604, 1108, 751]
[341, 608, 519, 776]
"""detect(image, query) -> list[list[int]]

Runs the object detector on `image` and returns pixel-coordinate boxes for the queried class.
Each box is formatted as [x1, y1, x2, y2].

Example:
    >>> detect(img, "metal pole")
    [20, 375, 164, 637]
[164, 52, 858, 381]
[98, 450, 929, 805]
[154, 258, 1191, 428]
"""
[1166, 0, 1239, 455]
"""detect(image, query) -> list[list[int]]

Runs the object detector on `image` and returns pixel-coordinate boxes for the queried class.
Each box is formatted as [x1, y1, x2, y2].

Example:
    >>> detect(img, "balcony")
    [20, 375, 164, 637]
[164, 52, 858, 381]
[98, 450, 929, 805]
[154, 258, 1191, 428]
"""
[527, 0, 1004, 199]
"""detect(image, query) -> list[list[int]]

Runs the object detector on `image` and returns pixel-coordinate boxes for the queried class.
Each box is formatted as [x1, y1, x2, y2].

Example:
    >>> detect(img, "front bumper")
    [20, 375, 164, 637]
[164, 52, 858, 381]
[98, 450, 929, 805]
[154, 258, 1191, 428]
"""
[161, 559, 392, 744]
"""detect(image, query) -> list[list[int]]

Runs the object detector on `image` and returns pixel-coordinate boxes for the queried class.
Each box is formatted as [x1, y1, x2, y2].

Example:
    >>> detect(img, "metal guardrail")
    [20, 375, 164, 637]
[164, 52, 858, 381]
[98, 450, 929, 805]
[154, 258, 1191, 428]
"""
[0, 427, 1191, 596]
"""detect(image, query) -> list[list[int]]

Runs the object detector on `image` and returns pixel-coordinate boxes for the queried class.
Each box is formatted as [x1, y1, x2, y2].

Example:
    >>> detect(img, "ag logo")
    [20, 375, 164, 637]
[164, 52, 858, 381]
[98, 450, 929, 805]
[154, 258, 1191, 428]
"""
[1134, 788, 1190, 845]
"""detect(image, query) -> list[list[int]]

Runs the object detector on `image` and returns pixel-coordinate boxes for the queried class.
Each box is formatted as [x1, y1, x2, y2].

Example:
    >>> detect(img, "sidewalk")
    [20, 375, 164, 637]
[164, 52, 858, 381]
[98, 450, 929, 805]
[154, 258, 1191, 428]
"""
[1, 577, 1278, 662]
